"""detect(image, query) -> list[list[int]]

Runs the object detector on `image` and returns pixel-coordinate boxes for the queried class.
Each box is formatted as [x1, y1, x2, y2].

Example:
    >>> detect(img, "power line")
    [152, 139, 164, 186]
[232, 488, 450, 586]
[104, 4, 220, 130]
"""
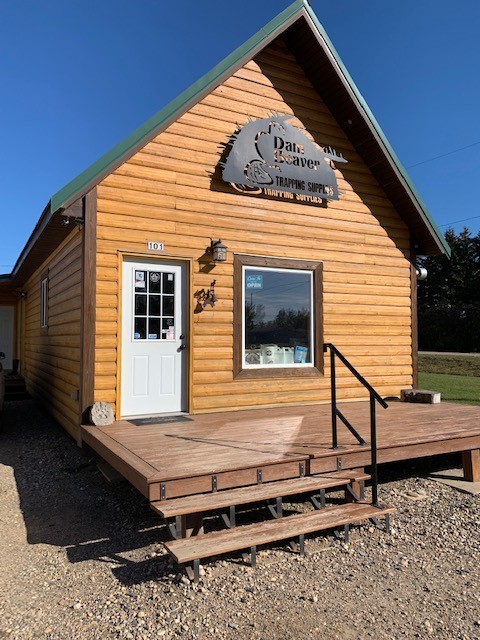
[439, 215, 480, 228]
[406, 140, 480, 169]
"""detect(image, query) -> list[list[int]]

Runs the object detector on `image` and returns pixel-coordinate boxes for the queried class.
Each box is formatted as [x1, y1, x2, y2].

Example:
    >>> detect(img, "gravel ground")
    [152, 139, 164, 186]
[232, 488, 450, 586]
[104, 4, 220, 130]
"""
[0, 398, 479, 640]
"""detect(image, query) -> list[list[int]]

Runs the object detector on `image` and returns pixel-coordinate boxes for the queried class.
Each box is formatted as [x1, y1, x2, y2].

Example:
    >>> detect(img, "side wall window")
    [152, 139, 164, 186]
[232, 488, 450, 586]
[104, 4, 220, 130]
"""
[40, 273, 49, 329]
[233, 255, 323, 379]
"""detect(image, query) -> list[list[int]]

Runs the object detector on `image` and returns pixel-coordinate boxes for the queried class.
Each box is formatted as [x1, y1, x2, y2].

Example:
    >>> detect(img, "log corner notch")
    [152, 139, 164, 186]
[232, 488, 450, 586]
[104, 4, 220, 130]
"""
[462, 449, 480, 483]
[79, 188, 97, 431]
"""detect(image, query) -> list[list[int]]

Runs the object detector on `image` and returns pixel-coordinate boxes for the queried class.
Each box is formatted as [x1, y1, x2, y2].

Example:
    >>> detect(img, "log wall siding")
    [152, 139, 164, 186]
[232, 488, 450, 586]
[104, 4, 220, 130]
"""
[22, 228, 82, 438]
[95, 38, 413, 415]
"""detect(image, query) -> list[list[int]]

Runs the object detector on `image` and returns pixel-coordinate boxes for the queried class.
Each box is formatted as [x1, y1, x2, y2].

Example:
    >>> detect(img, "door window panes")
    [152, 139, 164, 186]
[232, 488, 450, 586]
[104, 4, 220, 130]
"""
[149, 295, 161, 317]
[149, 272, 161, 293]
[134, 317, 147, 340]
[163, 272, 175, 294]
[162, 295, 174, 316]
[135, 295, 147, 316]
[133, 270, 176, 340]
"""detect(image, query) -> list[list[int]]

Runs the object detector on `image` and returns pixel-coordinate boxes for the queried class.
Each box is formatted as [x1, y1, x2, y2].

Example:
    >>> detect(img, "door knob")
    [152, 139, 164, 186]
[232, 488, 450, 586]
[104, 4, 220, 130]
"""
[178, 344, 187, 351]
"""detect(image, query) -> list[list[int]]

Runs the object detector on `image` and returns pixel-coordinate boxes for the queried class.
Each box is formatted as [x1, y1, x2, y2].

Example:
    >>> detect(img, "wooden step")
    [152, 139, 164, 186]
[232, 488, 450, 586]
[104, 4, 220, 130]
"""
[4, 376, 26, 390]
[151, 470, 370, 519]
[4, 390, 29, 401]
[165, 502, 394, 565]
[4, 376, 28, 401]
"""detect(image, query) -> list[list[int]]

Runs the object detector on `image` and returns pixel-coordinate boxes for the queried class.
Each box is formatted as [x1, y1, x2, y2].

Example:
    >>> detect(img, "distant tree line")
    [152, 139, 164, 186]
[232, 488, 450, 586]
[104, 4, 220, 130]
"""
[246, 304, 309, 332]
[417, 228, 480, 352]
[245, 304, 310, 346]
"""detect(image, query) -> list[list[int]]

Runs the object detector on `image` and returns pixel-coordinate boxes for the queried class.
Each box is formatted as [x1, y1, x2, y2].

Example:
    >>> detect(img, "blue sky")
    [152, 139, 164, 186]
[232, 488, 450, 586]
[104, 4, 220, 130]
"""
[1, 0, 480, 272]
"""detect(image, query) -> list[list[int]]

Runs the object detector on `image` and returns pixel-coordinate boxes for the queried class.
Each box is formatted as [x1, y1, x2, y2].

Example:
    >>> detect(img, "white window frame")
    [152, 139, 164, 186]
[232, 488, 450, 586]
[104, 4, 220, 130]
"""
[242, 265, 315, 369]
[40, 276, 48, 328]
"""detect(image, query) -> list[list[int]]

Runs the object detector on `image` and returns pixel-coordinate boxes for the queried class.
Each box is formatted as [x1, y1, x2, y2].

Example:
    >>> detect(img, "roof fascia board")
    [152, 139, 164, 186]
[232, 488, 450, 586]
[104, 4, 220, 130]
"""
[11, 202, 52, 278]
[302, 6, 450, 257]
[50, 0, 307, 215]
[16, 0, 449, 283]
[14, 1, 306, 281]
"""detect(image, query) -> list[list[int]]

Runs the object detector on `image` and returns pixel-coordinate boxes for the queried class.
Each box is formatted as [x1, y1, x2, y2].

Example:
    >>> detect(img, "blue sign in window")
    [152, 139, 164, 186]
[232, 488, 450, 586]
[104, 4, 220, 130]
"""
[246, 274, 263, 289]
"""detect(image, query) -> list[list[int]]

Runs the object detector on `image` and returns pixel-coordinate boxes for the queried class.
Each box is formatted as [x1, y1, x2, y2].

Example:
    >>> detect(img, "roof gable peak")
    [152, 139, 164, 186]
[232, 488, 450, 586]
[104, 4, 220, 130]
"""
[12, 0, 449, 280]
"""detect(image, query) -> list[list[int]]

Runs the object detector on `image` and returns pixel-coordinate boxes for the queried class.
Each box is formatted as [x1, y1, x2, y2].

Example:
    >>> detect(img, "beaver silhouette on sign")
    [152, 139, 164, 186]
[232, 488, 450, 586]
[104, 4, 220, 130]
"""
[222, 114, 347, 199]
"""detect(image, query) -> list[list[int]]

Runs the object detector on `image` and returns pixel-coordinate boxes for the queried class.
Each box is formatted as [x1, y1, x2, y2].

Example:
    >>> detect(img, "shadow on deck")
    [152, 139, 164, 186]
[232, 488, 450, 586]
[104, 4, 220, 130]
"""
[1, 398, 479, 585]
[82, 401, 480, 500]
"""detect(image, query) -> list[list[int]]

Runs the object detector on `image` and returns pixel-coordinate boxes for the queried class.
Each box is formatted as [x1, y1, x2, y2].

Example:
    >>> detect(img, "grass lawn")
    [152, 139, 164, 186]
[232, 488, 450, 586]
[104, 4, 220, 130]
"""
[419, 354, 480, 377]
[419, 372, 480, 405]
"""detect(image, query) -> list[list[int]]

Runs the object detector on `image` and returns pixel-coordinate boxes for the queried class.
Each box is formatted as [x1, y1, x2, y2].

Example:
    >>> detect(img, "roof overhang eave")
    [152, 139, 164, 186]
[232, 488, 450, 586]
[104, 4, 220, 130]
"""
[7, 2, 312, 286]
[300, 7, 450, 258]
[49, 2, 309, 216]
[11, 0, 450, 283]
[11, 201, 54, 281]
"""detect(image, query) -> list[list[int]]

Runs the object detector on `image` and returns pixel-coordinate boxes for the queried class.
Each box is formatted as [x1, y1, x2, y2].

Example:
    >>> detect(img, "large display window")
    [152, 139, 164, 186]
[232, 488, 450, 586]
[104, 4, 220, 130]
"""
[233, 255, 323, 379]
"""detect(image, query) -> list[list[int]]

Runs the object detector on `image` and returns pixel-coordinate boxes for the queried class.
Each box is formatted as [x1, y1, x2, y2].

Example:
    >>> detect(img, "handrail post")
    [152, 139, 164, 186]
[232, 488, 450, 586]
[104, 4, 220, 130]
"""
[330, 347, 338, 449]
[369, 393, 379, 506]
[325, 342, 386, 505]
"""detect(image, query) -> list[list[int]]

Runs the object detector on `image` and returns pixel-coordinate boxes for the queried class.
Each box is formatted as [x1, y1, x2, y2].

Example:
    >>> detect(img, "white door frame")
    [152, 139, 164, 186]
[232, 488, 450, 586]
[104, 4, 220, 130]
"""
[119, 255, 190, 418]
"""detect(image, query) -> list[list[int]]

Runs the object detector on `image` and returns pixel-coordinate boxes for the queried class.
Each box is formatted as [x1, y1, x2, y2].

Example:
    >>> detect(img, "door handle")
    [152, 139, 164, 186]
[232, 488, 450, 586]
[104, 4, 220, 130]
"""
[178, 343, 187, 351]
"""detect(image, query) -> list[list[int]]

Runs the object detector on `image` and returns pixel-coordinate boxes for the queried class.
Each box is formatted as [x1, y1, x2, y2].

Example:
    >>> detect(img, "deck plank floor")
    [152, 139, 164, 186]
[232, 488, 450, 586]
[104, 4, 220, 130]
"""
[81, 401, 480, 498]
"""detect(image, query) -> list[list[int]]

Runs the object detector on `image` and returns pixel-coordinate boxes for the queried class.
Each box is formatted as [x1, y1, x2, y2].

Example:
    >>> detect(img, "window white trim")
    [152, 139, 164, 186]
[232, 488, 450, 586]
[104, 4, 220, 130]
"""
[40, 277, 48, 328]
[242, 265, 315, 369]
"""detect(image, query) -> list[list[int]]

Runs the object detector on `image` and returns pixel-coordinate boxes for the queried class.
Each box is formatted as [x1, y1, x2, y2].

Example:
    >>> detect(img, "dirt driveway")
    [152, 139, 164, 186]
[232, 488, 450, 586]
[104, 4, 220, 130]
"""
[1, 399, 479, 640]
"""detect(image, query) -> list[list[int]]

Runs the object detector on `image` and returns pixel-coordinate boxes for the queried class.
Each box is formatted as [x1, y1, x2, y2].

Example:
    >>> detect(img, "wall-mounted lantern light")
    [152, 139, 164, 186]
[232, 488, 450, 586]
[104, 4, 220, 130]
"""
[210, 239, 227, 262]
[61, 216, 84, 227]
[416, 267, 428, 281]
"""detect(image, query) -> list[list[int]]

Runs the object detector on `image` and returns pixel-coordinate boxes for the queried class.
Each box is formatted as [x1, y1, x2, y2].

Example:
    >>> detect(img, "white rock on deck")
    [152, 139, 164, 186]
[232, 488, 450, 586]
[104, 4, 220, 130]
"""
[401, 389, 441, 404]
[88, 401, 115, 426]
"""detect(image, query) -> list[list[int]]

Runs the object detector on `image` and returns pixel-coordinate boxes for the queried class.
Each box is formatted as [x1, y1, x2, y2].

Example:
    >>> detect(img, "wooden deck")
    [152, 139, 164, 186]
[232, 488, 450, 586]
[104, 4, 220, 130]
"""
[81, 401, 480, 502]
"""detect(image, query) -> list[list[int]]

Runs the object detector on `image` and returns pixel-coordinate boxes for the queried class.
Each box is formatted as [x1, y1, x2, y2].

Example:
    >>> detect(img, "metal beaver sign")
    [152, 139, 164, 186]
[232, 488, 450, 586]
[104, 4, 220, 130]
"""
[222, 114, 347, 203]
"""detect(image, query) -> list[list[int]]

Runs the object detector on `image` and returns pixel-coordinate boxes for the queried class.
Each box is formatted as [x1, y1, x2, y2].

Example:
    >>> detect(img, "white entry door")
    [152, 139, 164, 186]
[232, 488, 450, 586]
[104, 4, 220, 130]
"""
[121, 258, 188, 417]
[0, 306, 14, 370]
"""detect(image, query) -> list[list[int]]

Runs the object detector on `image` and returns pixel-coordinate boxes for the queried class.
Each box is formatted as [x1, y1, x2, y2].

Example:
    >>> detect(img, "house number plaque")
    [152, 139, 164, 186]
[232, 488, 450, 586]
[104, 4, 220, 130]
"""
[147, 241, 165, 251]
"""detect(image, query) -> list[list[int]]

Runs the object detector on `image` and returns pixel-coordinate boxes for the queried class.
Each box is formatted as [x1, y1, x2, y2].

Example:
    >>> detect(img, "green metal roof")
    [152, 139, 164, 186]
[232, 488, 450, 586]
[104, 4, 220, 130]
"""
[16, 0, 449, 280]
[300, 2, 451, 257]
[50, 0, 307, 214]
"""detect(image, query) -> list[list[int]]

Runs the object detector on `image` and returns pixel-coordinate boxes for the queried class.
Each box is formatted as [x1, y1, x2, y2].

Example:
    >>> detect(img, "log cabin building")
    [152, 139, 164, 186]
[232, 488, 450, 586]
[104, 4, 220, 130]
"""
[3, 0, 452, 435]
[2, 0, 479, 571]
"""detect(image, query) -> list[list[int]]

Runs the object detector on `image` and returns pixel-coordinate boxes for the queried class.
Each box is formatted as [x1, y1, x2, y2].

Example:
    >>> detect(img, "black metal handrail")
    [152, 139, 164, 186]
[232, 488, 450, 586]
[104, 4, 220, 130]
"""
[323, 343, 388, 506]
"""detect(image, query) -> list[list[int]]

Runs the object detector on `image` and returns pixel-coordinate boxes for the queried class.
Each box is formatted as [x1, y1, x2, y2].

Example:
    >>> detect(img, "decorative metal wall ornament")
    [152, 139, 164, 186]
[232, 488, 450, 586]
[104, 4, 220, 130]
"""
[194, 281, 218, 309]
[221, 114, 347, 203]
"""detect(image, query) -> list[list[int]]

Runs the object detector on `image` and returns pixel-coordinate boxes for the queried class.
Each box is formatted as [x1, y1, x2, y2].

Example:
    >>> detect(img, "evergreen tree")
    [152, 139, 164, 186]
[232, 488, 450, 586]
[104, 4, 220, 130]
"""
[418, 228, 480, 352]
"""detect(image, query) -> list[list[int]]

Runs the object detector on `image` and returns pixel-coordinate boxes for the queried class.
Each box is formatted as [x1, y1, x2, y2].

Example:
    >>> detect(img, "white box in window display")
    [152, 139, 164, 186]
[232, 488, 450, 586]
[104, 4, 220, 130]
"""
[261, 344, 282, 365]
